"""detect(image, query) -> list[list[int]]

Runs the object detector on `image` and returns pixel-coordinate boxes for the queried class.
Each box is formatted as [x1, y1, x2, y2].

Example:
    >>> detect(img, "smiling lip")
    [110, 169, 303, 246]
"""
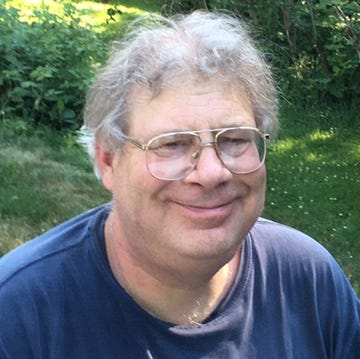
[179, 202, 231, 211]
[173, 201, 235, 222]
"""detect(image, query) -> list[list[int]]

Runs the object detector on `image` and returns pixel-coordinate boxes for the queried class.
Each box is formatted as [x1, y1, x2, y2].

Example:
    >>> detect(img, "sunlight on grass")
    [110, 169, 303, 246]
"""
[309, 128, 335, 141]
[270, 138, 295, 152]
[352, 143, 360, 158]
[271, 128, 359, 165]
[75, 1, 147, 30]
[6, 0, 64, 22]
[265, 127, 360, 291]
[6, 0, 148, 30]
[1, 148, 37, 163]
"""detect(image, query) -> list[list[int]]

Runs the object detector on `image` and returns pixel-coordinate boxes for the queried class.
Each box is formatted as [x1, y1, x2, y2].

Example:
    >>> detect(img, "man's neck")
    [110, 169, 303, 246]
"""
[104, 213, 240, 325]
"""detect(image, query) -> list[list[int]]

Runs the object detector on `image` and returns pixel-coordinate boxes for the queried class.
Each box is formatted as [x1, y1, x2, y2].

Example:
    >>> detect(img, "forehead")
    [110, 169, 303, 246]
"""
[128, 81, 255, 138]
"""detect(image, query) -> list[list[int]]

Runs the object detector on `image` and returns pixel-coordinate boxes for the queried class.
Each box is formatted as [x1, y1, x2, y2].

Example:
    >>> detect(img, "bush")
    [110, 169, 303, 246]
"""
[161, 0, 360, 108]
[0, 1, 109, 129]
[1, 0, 359, 129]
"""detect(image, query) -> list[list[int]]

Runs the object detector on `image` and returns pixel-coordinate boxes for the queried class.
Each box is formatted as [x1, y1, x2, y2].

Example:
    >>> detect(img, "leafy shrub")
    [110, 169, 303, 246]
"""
[1, 0, 359, 129]
[0, 1, 109, 129]
[161, 0, 360, 108]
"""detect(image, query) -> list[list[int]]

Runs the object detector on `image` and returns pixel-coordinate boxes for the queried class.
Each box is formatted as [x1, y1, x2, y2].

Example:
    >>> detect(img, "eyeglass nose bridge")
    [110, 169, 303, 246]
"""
[191, 141, 218, 161]
[201, 141, 217, 148]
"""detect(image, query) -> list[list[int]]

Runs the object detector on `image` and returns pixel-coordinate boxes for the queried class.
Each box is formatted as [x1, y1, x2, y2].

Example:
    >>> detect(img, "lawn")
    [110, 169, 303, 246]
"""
[264, 126, 360, 294]
[0, 122, 110, 254]
[4, 0, 164, 27]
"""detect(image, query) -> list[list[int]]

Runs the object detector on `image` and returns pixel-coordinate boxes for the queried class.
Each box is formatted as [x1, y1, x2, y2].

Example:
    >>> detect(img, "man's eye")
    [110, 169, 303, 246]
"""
[218, 135, 252, 157]
[162, 140, 187, 148]
[152, 139, 192, 157]
[219, 136, 249, 146]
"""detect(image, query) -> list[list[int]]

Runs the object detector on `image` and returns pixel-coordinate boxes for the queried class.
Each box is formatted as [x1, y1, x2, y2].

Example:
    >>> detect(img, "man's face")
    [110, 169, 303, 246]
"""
[99, 82, 266, 273]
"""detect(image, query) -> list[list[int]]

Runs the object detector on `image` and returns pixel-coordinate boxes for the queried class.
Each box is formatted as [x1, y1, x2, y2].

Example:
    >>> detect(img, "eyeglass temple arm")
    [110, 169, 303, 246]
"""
[120, 134, 147, 151]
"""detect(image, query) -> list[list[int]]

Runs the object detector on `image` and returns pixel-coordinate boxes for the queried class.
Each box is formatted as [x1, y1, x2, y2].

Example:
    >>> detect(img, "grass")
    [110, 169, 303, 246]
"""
[262, 103, 360, 294]
[264, 128, 360, 294]
[5, 0, 164, 27]
[0, 122, 110, 254]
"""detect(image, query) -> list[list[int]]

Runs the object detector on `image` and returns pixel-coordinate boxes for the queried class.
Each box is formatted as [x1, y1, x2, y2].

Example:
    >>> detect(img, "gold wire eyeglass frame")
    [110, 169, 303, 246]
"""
[119, 126, 270, 180]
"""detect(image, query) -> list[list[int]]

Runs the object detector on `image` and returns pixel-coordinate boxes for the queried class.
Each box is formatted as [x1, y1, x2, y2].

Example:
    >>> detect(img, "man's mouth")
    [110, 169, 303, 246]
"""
[172, 200, 235, 225]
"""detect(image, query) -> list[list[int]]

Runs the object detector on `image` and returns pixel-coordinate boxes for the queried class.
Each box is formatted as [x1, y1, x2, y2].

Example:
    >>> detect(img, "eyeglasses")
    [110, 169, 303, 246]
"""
[120, 127, 269, 181]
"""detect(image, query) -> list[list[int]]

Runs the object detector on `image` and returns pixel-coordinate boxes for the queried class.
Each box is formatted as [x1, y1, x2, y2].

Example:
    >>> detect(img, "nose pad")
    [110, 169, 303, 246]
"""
[191, 142, 224, 171]
[184, 145, 231, 185]
[190, 142, 216, 164]
[191, 150, 201, 161]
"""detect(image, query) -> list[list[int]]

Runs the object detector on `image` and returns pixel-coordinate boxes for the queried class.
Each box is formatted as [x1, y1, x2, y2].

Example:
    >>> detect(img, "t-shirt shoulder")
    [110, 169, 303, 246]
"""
[0, 204, 109, 288]
[253, 217, 328, 248]
[250, 217, 338, 272]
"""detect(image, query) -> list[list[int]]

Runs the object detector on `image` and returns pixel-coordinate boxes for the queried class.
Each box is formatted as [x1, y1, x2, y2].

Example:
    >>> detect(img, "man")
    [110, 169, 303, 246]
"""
[1, 11, 359, 358]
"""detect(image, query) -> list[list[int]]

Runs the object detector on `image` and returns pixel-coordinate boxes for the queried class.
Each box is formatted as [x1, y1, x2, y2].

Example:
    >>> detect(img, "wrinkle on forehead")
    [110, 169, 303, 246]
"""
[127, 80, 255, 139]
[130, 78, 249, 112]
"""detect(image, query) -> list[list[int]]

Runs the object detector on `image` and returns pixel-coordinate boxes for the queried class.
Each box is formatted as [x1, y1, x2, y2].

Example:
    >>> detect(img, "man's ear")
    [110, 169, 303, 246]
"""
[95, 144, 115, 192]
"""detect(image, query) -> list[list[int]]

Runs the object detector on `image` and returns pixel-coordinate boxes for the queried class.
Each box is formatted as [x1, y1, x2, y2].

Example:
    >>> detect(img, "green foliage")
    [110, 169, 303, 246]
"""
[0, 1, 109, 129]
[161, 0, 360, 108]
[1, 0, 360, 129]
[161, 0, 211, 13]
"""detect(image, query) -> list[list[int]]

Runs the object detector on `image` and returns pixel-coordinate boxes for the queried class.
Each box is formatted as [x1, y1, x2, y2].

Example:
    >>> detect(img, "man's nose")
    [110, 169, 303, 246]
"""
[184, 145, 233, 187]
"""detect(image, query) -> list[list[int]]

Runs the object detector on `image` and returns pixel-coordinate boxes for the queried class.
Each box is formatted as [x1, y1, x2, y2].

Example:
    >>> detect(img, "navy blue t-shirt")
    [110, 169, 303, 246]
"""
[0, 204, 359, 358]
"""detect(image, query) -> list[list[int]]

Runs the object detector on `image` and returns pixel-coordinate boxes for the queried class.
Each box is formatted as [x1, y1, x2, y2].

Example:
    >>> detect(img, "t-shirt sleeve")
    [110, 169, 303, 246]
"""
[251, 219, 360, 357]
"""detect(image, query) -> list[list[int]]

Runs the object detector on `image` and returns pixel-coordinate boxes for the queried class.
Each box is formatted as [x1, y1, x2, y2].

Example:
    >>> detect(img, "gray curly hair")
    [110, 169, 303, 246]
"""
[80, 11, 278, 170]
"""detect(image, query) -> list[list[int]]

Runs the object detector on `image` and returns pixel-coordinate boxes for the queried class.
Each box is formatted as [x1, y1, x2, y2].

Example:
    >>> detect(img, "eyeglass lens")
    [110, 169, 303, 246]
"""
[146, 128, 266, 180]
